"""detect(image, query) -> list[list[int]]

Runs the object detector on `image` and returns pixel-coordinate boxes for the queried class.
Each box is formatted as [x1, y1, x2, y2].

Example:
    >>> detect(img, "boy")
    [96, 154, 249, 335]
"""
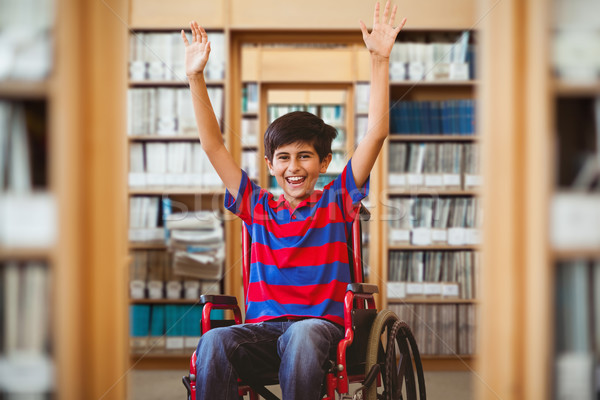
[181, 3, 405, 399]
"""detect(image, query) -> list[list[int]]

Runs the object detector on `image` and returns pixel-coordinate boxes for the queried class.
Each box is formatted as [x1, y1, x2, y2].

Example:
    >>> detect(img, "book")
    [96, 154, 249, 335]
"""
[130, 304, 151, 350]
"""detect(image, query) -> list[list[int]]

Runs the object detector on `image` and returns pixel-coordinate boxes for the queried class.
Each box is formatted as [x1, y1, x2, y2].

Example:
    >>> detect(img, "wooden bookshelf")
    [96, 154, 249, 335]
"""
[476, 0, 553, 398]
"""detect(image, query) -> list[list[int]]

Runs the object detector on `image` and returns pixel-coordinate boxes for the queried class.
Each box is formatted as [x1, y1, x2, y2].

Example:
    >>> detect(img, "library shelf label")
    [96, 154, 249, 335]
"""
[148, 281, 164, 299]
[432, 229, 448, 243]
[442, 283, 460, 298]
[387, 281, 407, 299]
[411, 228, 433, 246]
[406, 282, 425, 296]
[130, 280, 146, 299]
[388, 173, 407, 187]
[389, 228, 410, 244]
[423, 282, 443, 296]
[447, 227, 467, 246]
[551, 192, 600, 250]
[407, 173, 424, 186]
[442, 174, 461, 187]
[464, 174, 482, 187]
[425, 174, 444, 187]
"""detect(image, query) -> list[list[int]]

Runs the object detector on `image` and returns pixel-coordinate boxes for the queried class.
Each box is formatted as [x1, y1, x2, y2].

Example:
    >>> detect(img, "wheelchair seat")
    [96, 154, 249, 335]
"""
[182, 204, 426, 400]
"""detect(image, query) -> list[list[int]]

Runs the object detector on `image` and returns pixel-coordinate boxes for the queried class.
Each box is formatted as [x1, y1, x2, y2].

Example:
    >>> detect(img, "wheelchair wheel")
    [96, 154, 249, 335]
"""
[364, 310, 426, 400]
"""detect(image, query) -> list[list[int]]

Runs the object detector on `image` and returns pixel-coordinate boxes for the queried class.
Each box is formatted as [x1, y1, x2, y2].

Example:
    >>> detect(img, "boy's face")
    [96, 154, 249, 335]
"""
[265, 141, 332, 208]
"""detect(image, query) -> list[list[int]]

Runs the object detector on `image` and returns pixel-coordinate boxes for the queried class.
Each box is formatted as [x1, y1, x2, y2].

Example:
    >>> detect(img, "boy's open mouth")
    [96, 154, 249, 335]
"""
[285, 176, 306, 185]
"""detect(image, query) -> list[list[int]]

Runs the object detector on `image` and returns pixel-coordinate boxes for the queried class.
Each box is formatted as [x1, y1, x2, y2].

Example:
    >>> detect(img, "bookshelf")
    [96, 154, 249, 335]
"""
[548, 0, 600, 398]
[475, 0, 600, 396]
[376, 29, 480, 367]
[126, 26, 229, 365]
[1, 0, 130, 398]
[476, 0, 552, 398]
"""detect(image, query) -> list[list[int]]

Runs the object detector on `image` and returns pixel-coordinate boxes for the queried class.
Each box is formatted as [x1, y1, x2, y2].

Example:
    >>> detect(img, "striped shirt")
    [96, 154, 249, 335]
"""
[224, 159, 369, 326]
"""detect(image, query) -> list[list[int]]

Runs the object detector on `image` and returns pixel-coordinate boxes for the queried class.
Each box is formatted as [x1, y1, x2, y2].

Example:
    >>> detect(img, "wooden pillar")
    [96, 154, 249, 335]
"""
[477, 0, 552, 398]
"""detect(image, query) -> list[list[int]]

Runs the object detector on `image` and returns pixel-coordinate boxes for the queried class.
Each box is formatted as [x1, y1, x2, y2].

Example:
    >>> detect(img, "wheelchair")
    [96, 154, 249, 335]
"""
[182, 205, 426, 400]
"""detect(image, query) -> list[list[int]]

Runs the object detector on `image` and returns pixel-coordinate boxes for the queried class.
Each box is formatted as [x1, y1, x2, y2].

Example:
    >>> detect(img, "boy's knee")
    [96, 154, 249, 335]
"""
[197, 327, 229, 356]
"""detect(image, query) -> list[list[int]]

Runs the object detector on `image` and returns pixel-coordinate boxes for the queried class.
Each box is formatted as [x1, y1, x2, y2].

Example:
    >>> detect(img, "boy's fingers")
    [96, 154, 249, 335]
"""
[191, 21, 198, 42]
[395, 17, 407, 33]
[373, 2, 379, 27]
[199, 26, 208, 44]
[181, 29, 189, 46]
[383, 1, 390, 21]
[359, 20, 369, 37]
[389, 4, 397, 25]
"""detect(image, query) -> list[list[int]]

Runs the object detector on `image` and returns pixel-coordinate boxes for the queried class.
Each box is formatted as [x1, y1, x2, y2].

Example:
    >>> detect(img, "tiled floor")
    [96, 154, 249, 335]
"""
[128, 369, 475, 400]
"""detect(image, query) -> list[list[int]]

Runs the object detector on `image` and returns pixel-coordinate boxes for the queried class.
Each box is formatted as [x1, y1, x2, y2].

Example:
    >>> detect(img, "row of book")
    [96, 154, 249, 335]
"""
[267, 105, 347, 150]
[0, 261, 53, 394]
[241, 116, 260, 148]
[0, 101, 56, 249]
[129, 141, 222, 188]
[390, 99, 476, 135]
[388, 142, 480, 189]
[267, 104, 345, 125]
[129, 196, 165, 244]
[130, 304, 224, 352]
[130, 249, 223, 300]
[555, 259, 600, 399]
[355, 83, 370, 114]
[389, 32, 475, 81]
[242, 149, 259, 180]
[388, 303, 476, 355]
[387, 197, 481, 246]
[128, 31, 226, 82]
[242, 82, 259, 114]
[387, 250, 480, 299]
[552, 0, 600, 82]
[127, 87, 223, 136]
[0, 0, 53, 81]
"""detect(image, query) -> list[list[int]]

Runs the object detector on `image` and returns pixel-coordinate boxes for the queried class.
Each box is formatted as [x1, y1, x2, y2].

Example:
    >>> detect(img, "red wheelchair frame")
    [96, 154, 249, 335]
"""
[182, 205, 426, 400]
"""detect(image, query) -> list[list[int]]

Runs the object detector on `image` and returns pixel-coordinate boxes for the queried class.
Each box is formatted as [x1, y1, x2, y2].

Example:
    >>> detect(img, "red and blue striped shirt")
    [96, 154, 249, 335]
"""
[224, 160, 369, 326]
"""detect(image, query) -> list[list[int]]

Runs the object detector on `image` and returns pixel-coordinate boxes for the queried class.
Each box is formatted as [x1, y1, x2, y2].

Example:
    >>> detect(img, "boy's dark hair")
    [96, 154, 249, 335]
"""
[264, 111, 338, 162]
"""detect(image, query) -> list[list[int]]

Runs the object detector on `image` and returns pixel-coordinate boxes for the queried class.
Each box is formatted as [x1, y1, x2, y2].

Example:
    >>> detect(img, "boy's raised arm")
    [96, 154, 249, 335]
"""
[352, 1, 406, 189]
[182, 21, 242, 198]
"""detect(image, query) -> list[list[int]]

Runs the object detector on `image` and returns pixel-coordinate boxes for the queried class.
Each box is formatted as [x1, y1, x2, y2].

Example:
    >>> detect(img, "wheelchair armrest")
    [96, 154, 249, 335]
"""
[346, 283, 378, 295]
[199, 294, 238, 306]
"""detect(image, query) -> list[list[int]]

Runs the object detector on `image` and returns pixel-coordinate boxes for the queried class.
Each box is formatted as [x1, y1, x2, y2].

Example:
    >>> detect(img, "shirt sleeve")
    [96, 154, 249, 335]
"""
[325, 158, 369, 221]
[223, 169, 263, 225]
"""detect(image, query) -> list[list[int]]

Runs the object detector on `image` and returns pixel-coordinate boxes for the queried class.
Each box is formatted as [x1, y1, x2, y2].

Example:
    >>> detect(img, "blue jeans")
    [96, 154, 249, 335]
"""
[195, 318, 345, 400]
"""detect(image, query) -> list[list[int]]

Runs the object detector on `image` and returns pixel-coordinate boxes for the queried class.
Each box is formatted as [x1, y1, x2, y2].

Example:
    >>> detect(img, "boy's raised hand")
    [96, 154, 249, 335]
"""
[181, 21, 211, 77]
[359, 1, 406, 60]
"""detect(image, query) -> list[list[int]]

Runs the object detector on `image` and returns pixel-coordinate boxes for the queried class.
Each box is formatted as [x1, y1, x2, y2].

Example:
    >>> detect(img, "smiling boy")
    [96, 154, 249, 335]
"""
[182, 3, 406, 399]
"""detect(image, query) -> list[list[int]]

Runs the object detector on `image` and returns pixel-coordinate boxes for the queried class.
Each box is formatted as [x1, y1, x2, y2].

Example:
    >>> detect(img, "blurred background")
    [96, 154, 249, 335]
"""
[1, 0, 599, 399]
